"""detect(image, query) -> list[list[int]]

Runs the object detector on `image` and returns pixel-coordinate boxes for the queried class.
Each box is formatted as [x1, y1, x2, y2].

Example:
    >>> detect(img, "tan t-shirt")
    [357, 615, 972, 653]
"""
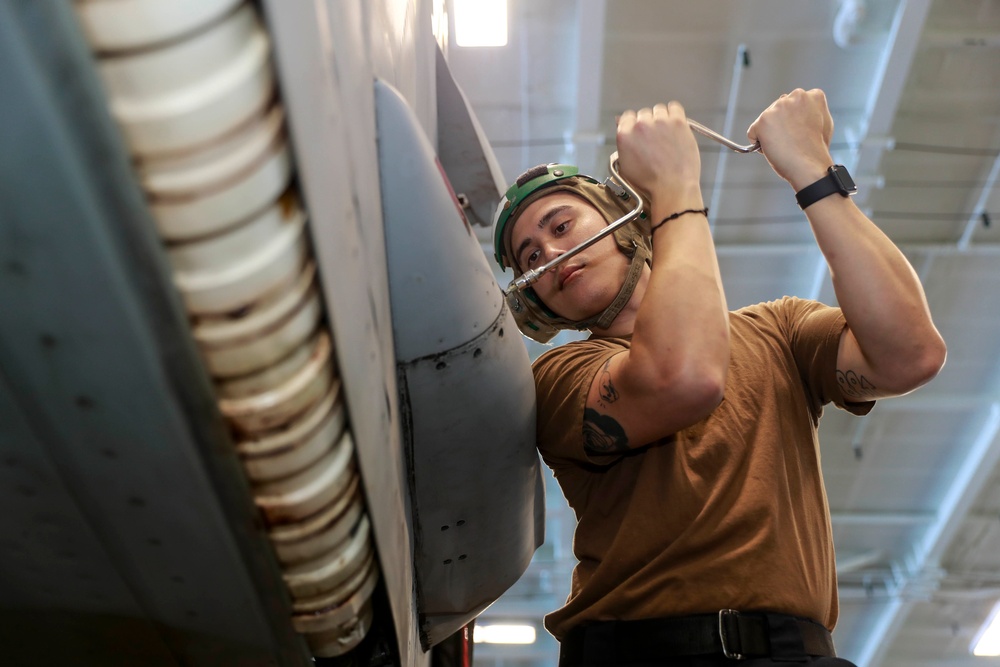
[532, 297, 874, 641]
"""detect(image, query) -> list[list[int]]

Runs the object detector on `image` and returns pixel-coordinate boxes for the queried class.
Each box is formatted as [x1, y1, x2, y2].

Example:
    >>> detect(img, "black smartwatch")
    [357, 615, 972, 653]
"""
[795, 165, 857, 209]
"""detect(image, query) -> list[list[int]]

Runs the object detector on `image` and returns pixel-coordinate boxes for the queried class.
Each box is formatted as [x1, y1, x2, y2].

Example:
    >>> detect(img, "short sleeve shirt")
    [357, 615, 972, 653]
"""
[532, 297, 874, 640]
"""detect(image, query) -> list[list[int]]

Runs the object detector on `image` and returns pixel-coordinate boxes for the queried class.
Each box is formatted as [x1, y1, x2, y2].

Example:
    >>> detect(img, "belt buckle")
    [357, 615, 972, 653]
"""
[718, 609, 744, 660]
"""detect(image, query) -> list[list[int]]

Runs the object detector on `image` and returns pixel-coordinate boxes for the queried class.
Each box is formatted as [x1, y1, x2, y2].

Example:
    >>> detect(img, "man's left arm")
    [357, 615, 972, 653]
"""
[749, 89, 947, 400]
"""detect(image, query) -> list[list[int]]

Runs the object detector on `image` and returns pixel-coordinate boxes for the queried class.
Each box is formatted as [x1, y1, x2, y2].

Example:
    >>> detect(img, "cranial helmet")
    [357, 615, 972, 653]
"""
[492, 163, 651, 343]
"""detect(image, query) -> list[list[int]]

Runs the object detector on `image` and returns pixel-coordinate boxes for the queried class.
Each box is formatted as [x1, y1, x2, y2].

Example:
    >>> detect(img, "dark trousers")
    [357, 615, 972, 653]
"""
[559, 658, 858, 667]
[558, 612, 858, 667]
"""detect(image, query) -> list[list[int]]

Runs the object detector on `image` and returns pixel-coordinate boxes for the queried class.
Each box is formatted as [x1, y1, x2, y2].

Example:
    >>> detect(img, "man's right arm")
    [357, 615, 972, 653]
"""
[583, 102, 731, 453]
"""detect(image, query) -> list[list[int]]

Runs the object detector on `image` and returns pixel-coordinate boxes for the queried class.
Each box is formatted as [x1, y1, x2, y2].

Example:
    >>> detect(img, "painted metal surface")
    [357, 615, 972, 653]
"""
[435, 44, 507, 229]
[376, 79, 545, 648]
[259, 1, 430, 663]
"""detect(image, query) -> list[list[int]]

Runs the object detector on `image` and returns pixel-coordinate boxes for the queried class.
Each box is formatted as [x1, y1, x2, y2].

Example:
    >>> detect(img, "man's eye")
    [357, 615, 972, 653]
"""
[526, 249, 540, 266]
[554, 221, 569, 234]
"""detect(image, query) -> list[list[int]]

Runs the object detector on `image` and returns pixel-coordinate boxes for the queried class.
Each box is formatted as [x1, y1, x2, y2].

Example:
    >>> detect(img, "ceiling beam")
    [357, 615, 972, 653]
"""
[849, 0, 934, 206]
[852, 403, 1000, 667]
[921, 29, 1000, 48]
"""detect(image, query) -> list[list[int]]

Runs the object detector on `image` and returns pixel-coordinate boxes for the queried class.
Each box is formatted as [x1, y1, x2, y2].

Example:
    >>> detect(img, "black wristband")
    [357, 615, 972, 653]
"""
[795, 165, 857, 209]
[650, 208, 709, 234]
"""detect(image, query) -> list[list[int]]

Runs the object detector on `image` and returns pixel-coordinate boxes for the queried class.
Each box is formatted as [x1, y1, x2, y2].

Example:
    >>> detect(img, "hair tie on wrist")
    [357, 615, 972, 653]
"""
[651, 208, 709, 235]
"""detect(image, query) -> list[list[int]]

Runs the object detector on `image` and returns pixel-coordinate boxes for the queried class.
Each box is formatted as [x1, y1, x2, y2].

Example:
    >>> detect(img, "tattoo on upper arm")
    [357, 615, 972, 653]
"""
[837, 369, 877, 399]
[598, 359, 619, 405]
[583, 407, 629, 454]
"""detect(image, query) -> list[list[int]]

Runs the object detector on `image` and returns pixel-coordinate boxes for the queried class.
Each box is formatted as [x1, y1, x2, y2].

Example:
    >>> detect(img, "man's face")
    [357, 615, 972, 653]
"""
[509, 192, 629, 322]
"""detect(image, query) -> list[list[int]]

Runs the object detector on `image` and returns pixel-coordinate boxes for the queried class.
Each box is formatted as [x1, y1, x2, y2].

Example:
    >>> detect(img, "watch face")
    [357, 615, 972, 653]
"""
[832, 165, 857, 194]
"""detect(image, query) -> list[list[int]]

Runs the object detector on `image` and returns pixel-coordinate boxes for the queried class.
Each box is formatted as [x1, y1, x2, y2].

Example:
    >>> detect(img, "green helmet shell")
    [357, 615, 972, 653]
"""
[493, 163, 585, 269]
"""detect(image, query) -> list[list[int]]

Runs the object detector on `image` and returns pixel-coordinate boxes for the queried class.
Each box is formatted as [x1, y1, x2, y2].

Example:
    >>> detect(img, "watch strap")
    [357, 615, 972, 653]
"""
[795, 165, 856, 209]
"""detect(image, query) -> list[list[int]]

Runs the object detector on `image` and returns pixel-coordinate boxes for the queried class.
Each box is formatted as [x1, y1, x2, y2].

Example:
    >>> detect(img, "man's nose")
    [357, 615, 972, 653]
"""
[540, 240, 564, 271]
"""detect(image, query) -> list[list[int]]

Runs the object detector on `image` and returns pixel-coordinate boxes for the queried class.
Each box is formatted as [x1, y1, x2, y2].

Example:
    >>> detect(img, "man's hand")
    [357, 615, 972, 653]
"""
[616, 101, 703, 211]
[747, 88, 835, 191]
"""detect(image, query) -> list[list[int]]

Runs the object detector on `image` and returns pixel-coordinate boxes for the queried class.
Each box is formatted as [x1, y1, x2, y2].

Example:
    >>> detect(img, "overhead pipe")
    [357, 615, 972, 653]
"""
[834, 0, 869, 49]
[708, 43, 748, 233]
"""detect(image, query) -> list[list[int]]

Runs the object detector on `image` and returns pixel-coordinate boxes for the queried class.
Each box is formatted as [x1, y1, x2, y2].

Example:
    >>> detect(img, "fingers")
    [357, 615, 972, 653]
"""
[619, 101, 686, 123]
[744, 88, 835, 185]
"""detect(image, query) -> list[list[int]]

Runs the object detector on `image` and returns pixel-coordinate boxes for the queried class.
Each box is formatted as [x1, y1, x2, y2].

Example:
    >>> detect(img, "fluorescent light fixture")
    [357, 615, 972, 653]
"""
[473, 624, 536, 644]
[972, 600, 1000, 656]
[454, 0, 507, 47]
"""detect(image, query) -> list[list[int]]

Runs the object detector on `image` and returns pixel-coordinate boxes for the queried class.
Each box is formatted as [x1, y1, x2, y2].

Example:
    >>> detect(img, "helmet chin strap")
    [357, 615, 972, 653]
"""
[574, 240, 652, 332]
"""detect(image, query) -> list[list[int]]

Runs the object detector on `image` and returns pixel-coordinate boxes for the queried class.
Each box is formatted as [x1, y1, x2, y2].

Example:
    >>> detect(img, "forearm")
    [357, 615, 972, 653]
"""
[612, 102, 729, 399]
[804, 193, 945, 382]
[747, 88, 944, 392]
[628, 188, 730, 393]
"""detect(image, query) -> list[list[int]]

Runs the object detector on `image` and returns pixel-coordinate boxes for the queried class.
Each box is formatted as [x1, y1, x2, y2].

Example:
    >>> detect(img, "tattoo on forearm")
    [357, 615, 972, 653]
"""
[837, 369, 877, 399]
[599, 359, 619, 405]
[583, 407, 629, 454]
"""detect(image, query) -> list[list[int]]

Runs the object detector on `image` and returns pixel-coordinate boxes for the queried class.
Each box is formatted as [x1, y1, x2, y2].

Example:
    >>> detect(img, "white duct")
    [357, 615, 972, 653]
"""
[834, 0, 868, 49]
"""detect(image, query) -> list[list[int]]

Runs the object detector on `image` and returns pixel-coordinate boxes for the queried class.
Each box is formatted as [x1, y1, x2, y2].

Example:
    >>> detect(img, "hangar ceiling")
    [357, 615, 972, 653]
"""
[444, 1, 1000, 665]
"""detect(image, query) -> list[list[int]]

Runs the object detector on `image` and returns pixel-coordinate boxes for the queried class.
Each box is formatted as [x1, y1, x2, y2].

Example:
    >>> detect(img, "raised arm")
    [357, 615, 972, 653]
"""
[582, 102, 731, 454]
[747, 89, 947, 401]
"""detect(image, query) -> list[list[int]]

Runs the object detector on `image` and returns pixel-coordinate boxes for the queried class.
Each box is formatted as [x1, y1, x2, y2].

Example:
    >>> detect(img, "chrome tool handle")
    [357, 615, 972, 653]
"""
[688, 118, 761, 154]
[504, 152, 643, 295]
[502, 119, 758, 296]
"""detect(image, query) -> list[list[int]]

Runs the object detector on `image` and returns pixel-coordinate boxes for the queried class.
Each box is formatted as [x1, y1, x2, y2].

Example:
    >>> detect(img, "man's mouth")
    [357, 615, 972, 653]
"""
[558, 264, 583, 289]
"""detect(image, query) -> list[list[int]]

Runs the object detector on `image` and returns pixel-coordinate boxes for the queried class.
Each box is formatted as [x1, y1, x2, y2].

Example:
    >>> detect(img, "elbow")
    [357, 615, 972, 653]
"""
[689, 365, 727, 413]
[913, 332, 947, 387]
[885, 330, 947, 394]
[653, 358, 728, 420]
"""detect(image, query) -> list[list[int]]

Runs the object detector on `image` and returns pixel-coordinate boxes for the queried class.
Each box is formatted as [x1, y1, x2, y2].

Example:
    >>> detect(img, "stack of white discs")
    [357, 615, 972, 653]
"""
[74, 0, 379, 657]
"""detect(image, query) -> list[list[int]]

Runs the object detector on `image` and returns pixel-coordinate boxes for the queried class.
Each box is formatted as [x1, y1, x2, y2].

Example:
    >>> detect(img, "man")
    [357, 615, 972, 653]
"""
[491, 89, 946, 666]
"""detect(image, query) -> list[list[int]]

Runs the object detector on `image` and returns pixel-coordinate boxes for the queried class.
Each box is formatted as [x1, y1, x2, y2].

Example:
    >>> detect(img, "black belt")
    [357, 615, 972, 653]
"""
[559, 610, 836, 665]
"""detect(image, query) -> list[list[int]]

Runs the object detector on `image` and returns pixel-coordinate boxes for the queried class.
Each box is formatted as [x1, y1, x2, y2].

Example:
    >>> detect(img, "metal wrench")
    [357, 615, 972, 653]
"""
[503, 120, 759, 295]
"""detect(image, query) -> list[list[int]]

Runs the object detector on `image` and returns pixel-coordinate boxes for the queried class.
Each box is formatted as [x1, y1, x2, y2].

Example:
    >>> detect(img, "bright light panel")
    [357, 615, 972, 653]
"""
[973, 601, 1000, 656]
[473, 624, 536, 644]
[454, 0, 507, 47]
